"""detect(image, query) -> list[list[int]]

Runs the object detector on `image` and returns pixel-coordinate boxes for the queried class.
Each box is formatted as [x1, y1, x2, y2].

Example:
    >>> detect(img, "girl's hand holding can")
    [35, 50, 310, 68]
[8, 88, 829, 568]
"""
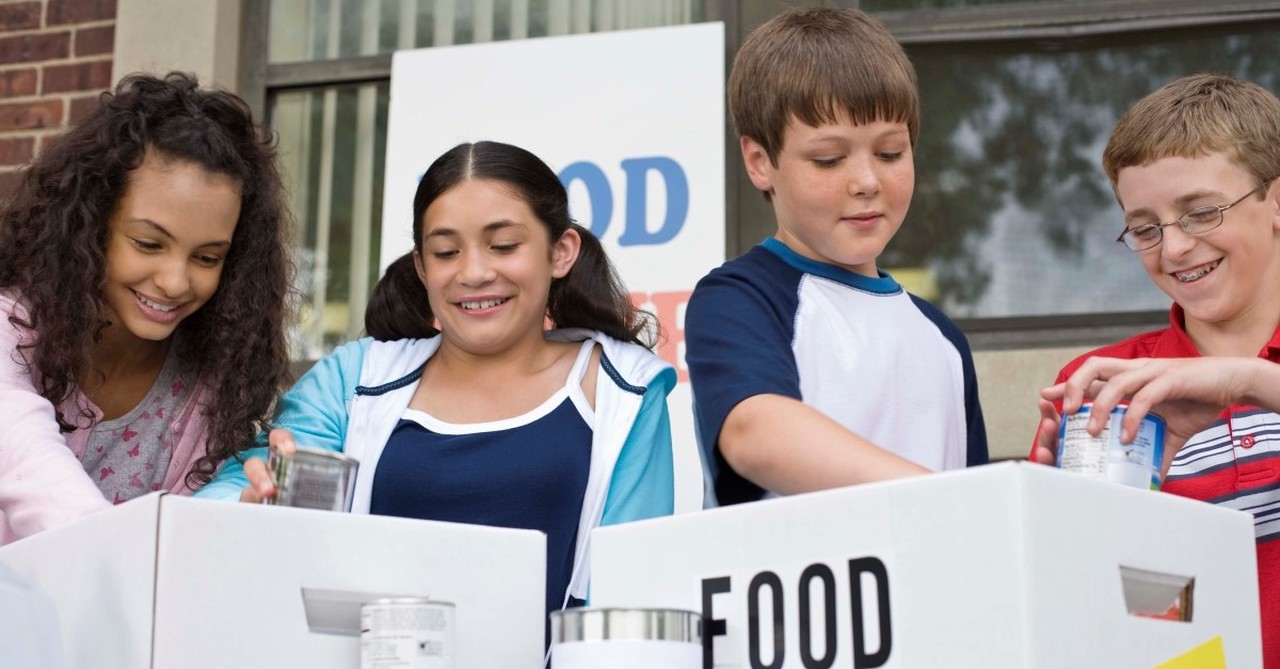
[238, 429, 298, 503]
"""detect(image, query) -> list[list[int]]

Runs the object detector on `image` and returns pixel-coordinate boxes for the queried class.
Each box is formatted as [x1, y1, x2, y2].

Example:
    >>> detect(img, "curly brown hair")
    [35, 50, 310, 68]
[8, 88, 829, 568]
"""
[0, 71, 294, 490]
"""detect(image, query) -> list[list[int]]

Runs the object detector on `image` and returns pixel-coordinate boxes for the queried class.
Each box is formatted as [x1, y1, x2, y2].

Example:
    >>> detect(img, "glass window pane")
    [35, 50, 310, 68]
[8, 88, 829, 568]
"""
[892, 21, 1280, 318]
[266, 0, 700, 357]
[273, 83, 389, 358]
[269, 0, 699, 63]
[862, 0, 1065, 9]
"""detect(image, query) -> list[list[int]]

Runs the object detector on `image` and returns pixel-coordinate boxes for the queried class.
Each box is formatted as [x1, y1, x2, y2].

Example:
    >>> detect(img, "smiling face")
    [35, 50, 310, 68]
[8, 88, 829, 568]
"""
[414, 178, 580, 356]
[1116, 152, 1280, 334]
[100, 152, 241, 347]
[742, 114, 915, 277]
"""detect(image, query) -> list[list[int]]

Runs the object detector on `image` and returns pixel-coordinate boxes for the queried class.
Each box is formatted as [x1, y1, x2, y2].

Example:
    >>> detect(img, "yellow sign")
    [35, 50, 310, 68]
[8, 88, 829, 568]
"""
[1154, 636, 1227, 669]
[883, 267, 937, 300]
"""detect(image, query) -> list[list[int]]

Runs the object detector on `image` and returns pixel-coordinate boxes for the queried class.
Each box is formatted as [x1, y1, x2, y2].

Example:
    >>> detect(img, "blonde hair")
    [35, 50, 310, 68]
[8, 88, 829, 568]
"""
[1103, 73, 1280, 189]
[728, 6, 918, 165]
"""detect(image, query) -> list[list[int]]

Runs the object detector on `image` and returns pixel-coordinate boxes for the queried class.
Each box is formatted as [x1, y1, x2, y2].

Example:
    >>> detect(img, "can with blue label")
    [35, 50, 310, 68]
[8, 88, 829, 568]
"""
[1058, 403, 1166, 490]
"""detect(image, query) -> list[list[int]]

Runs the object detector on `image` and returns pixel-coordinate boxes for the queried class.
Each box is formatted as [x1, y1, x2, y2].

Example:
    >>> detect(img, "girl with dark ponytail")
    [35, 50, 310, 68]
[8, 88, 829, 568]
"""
[366, 141, 655, 346]
[199, 141, 676, 629]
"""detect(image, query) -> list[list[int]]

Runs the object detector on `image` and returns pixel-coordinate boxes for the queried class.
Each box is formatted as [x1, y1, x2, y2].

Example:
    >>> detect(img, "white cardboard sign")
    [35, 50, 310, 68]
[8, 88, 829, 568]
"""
[590, 462, 1263, 668]
[0, 494, 547, 668]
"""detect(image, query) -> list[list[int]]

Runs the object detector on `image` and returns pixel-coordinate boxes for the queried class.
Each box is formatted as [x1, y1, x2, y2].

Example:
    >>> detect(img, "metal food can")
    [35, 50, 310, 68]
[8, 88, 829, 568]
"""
[1058, 403, 1166, 490]
[360, 598, 455, 669]
[265, 446, 359, 512]
[550, 607, 702, 669]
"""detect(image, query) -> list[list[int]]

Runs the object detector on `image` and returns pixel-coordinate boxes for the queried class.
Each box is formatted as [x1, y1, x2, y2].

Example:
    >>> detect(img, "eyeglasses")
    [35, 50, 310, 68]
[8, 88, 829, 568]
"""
[1115, 180, 1273, 252]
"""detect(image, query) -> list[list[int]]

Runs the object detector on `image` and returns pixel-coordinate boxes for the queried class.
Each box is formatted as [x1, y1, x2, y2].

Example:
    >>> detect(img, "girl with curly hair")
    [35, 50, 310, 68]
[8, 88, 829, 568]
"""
[0, 72, 293, 543]
[197, 140, 675, 629]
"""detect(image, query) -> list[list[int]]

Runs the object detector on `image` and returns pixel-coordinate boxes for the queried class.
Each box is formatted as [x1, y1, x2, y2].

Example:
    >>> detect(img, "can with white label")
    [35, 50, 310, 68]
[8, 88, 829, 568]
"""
[360, 598, 455, 669]
[1057, 403, 1166, 490]
[265, 446, 359, 512]
[550, 607, 702, 669]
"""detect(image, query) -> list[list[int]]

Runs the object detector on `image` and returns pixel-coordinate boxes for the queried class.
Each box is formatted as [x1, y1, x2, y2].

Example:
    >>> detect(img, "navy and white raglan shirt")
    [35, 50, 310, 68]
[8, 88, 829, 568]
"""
[686, 238, 989, 506]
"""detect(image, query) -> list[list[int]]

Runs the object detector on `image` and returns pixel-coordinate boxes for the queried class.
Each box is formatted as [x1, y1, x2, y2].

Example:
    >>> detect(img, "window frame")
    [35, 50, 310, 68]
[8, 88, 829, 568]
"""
[238, 0, 1280, 352]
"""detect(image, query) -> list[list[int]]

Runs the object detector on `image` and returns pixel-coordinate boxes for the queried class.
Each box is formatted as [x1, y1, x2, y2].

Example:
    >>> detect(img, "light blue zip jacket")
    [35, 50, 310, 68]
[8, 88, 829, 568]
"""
[197, 329, 676, 605]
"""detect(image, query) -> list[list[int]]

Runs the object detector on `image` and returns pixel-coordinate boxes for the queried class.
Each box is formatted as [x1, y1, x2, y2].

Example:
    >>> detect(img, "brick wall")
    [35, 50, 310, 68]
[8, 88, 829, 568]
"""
[0, 0, 116, 200]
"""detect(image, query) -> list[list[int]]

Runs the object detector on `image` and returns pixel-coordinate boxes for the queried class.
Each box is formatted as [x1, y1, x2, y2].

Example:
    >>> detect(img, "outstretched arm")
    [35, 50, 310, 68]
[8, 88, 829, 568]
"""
[194, 340, 363, 502]
[1035, 356, 1280, 477]
[720, 394, 928, 495]
[0, 297, 110, 541]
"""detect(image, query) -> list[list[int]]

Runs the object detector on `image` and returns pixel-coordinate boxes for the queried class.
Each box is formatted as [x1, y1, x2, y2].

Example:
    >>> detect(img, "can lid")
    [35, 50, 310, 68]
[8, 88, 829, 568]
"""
[290, 446, 360, 465]
[364, 597, 452, 607]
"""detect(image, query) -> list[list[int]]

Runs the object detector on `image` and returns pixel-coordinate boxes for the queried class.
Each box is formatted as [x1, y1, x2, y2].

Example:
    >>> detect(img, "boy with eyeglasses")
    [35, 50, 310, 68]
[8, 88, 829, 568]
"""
[685, 7, 989, 506]
[1031, 73, 1280, 667]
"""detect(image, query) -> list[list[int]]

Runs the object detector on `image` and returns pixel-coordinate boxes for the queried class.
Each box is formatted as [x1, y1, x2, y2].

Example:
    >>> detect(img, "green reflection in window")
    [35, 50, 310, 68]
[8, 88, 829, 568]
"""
[892, 22, 1280, 317]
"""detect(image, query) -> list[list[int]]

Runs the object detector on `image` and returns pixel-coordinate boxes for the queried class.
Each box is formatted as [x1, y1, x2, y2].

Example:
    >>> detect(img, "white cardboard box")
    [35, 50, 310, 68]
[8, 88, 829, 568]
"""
[590, 461, 1263, 668]
[0, 493, 546, 668]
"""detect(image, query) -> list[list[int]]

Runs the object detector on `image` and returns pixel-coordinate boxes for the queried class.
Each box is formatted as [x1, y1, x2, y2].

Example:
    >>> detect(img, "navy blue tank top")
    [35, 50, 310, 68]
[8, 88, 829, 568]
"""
[370, 341, 596, 622]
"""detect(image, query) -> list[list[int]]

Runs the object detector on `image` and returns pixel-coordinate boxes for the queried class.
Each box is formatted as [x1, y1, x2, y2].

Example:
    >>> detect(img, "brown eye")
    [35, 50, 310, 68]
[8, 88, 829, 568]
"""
[1129, 225, 1161, 243]
[131, 238, 162, 251]
[1181, 206, 1220, 228]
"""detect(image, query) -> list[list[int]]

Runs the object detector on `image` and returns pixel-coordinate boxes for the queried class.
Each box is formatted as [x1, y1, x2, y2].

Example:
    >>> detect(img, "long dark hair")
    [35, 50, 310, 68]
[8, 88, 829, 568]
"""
[365, 251, 435, 340]
[379, 140, 654, 347]
[0, 71, 294, 489]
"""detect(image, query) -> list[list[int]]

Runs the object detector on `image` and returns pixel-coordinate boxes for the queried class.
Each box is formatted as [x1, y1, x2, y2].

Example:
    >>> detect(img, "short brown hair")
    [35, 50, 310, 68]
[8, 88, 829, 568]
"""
[728, 6, 919, 165]
[1103, 73, 1280, 189]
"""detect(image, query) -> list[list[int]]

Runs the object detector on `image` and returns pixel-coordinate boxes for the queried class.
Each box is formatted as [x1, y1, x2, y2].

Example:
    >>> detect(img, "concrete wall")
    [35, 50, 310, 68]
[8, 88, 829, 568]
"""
[974, 346, 1093, 460]
[112, 0, 241, 90]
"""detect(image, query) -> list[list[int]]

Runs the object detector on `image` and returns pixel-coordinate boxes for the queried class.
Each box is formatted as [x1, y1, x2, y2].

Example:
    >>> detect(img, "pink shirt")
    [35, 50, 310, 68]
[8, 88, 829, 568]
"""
[0, 291, 210, 544]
